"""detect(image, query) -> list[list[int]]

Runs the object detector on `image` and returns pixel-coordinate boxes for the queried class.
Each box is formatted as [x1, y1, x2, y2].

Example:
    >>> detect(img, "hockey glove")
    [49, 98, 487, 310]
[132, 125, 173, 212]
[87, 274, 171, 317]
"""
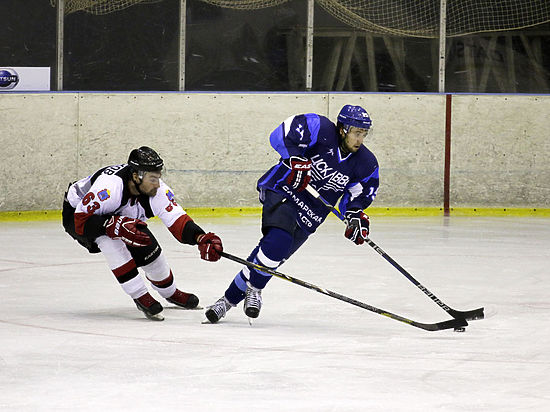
[197, 232, 223, 262]
[344, 209, 370, 245]
[284, 156, 312, 192]
[104, 215, 151, 247]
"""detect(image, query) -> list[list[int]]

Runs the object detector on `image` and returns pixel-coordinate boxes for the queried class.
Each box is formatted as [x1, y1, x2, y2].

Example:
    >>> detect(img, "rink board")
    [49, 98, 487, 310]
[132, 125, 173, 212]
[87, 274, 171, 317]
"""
[1, 92, 549, 211]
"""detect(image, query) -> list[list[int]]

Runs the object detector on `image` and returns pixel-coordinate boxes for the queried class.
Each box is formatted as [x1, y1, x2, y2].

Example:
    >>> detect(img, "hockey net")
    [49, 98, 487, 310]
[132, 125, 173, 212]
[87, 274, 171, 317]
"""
[200, 0, 290, 9]
[49, 0, 163, 15]
[49, 0, 288, 15]
[316, 0, 550, 37]
[50, 0, 550, 38]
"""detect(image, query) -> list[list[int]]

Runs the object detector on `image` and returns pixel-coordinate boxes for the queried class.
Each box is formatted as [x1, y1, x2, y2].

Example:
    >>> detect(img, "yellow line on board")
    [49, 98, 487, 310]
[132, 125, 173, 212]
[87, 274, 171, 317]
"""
[1, 207, 549, 222]
[444, 207, 550, 217]
[0, 210, 62, 221]
[365, 207, 550, 217]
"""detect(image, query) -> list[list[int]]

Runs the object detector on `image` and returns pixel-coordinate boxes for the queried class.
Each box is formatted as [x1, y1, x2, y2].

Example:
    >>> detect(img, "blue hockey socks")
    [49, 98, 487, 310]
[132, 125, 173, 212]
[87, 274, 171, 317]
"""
[224, 228, 293, 304]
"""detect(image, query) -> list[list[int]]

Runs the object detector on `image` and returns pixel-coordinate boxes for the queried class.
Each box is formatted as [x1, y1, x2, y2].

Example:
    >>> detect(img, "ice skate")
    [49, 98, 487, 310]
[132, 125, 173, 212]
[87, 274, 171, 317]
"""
[244, 284, 262, 319]
[204, 296, 233, 324]
[166, 289, 199, 309]
[134, 292, 164, 321]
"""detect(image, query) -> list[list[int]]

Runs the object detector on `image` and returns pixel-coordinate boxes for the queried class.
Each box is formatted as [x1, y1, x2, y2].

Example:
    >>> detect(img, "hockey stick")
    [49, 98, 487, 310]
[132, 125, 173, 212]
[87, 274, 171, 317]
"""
[220, 251, 467, 332]
[305, 185, 484, 322]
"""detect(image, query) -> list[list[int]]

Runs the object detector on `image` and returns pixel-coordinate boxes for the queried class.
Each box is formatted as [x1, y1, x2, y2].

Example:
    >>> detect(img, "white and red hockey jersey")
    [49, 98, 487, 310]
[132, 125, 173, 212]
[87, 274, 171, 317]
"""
[66, 164, 202, 244]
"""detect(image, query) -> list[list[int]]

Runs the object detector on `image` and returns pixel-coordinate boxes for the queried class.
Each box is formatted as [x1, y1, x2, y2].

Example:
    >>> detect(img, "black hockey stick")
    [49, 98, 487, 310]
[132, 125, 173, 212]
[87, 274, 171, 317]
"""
[305, 185, 484, 322]
[220, 251, 467, 332]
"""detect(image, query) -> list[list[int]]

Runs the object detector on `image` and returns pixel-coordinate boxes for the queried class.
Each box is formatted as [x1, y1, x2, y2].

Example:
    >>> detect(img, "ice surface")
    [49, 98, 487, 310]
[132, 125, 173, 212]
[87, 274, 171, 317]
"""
[1, 215, 549, 411]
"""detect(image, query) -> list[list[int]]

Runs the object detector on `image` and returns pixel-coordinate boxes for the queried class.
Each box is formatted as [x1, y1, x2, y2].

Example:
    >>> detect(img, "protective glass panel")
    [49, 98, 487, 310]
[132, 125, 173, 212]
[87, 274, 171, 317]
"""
[313, 3, 437, 92]
[63, 0, 180, 91]
[445, 24, 550, 93]
[0, 0, 56, 87]
[185, 0, 307, 91]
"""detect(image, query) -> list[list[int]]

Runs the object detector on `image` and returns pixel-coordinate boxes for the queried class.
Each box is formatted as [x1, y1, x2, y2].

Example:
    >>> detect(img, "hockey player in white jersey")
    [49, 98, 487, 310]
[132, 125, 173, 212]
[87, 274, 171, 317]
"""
[62, 146, 223, 321]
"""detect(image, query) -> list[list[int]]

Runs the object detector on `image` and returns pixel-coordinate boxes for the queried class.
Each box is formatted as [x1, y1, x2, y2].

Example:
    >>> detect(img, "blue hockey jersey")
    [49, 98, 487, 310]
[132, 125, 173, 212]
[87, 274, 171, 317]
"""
[257, 113, 379, 233]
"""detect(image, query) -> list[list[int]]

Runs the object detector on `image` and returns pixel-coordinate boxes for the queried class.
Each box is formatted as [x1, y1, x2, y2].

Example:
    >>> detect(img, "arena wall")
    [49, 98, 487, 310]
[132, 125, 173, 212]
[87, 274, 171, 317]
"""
[0, 92, 548, 212]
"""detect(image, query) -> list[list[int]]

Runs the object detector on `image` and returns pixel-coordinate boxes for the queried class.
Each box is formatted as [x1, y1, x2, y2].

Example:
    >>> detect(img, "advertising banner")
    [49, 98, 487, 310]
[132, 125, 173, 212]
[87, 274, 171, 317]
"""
[0, 67, 50, 91]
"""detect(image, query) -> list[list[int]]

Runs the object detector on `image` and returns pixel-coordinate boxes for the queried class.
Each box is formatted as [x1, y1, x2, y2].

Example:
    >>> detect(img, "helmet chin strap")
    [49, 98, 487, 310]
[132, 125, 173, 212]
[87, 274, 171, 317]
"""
[132, 172, 146, 196]
[338, 128, 351, 157]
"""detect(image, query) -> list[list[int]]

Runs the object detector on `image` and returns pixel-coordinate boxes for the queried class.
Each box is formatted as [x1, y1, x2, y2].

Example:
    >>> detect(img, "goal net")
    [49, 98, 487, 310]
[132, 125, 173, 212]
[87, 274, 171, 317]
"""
[49, 0, 163, 15]
[200, 0, 290, 9]
[50, 0, 550, 38]
[316, 0, 550, 37]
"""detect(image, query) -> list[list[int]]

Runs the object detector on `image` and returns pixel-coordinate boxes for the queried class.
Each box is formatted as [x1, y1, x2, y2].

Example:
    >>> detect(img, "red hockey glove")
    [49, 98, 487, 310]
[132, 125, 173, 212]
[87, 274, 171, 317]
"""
[105, 215, 151, 247]
[344, 209, 370, 245]
[197, 232, 223, 262]
[285, 156, 312, 192]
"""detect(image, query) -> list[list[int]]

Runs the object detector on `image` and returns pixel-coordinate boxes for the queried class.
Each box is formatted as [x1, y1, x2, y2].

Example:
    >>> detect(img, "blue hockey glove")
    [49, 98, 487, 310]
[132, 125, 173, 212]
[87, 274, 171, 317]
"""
[284, 156, 312, 192]
[344, 209, 370, 245]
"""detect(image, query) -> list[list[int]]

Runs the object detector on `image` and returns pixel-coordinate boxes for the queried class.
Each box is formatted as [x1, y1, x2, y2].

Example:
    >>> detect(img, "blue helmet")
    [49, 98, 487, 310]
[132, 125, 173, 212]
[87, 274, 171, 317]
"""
[337, 105, 372, 131]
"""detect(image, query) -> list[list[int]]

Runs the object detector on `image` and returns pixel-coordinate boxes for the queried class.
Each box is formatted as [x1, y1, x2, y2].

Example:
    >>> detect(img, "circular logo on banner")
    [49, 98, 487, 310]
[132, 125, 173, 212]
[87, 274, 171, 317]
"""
[0, 68, 19, 90]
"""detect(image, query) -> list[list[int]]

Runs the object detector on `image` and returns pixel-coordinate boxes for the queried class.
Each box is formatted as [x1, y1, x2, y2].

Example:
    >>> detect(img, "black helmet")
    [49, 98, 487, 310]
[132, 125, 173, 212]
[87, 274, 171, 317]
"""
[128, 146, 164, 172]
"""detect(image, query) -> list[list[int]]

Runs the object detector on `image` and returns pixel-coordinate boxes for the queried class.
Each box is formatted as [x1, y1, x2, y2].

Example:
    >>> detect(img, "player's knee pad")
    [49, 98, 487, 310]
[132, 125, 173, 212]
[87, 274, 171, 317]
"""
[258, 227, 293, 263]
[127, 227, 162, 266]
[141, 252, 170, 282]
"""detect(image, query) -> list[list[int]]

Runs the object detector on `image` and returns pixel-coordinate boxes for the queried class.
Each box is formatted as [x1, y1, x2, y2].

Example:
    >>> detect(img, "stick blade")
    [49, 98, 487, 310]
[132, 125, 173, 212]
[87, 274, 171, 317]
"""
[449, 307, 484, 321]
[416, 317, 468, 331]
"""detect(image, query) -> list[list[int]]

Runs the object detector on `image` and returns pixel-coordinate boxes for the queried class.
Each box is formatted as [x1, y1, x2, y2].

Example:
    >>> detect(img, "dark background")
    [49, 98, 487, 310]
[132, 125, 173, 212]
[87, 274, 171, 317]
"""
[2, 0, 549, 92]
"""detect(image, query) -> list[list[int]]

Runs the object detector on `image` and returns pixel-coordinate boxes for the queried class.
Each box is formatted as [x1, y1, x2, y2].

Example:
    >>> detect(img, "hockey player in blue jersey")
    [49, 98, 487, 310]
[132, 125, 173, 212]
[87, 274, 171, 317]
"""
[205, 104, 379, 323]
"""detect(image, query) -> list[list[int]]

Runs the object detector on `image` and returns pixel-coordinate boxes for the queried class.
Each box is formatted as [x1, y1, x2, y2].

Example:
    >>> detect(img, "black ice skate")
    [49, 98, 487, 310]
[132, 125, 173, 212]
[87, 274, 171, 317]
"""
[166, 289, 199, 309]
[244, 285, 262, 319]
[134, 292, 164, 321]
[204, 296, 233, 323]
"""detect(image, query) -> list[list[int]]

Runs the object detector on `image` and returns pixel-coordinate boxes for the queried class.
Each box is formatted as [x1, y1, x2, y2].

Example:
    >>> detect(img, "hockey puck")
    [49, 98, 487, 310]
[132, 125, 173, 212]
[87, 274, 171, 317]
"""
[454, 327, 466, 332]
